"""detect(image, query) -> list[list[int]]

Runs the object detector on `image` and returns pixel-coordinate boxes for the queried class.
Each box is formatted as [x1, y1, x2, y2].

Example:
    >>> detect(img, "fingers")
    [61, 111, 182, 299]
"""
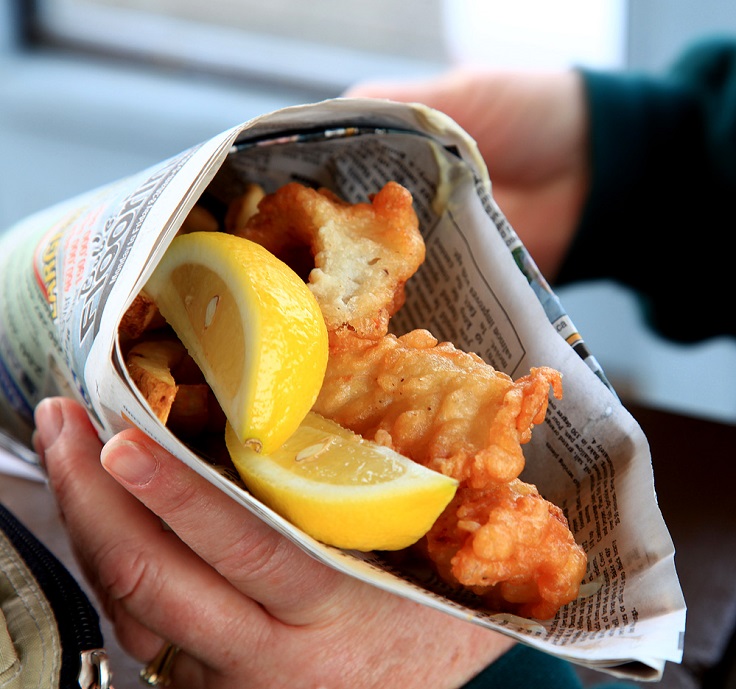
[33, 398, 164, 659]
[34, 398, 267, 666]
[34, 396, 355, 625]
[34, 399, 519, 689]
[345, 70, 468, 109]
[345, 76, 441, 101]
[99, 426, 357, 626]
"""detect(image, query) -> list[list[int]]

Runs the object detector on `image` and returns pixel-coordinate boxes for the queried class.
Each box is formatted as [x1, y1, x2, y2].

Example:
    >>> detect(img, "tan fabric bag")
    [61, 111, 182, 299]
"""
[0, 503, 111, 689]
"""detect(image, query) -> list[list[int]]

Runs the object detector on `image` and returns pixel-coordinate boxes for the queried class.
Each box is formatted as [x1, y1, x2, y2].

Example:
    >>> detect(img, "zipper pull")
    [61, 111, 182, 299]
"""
[78, 649, 114, 689]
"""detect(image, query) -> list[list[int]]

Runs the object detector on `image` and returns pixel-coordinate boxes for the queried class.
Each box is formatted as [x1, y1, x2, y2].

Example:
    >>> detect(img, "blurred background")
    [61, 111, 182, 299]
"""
[2, 0, 736, 423]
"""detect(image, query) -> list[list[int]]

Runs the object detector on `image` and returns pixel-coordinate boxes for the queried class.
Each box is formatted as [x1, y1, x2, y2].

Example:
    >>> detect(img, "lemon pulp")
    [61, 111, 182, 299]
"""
[145, 232, 328, 453]
[226, 412, 458, 551]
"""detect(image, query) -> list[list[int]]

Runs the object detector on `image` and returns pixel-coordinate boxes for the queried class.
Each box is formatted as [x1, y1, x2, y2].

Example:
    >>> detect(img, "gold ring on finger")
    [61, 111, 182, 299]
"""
[140, 642, 180, 687]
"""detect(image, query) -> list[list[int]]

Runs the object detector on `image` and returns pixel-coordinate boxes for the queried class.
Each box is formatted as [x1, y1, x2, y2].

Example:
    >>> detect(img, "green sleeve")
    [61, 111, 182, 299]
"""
[460, 645, 634, 689]
[556, 38, 736, 342]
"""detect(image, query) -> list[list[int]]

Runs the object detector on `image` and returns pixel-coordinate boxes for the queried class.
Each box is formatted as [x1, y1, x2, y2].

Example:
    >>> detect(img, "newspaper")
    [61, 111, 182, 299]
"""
[0, 98, 685, 680]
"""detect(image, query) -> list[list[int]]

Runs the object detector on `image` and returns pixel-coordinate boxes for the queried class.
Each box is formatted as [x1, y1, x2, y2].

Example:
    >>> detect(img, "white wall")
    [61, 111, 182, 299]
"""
[0, 0, 15, 52]
[627, 0, 736, 72]
[558, 284, 736, 423]
[441, 0, 628, 69]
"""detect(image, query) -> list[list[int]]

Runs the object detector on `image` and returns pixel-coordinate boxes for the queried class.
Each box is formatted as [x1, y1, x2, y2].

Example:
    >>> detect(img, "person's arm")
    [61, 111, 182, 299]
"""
[348, 38, 736, 343]
[559, 38, 736, 342]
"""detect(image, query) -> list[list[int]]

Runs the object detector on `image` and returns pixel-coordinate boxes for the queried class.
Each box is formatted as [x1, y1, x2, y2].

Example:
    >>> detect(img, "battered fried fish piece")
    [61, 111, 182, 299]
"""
[424, 480, 587, 620]
[312, 316, 579, 619]
[236, 181, 425, 339]
[314, 329, 563, 488]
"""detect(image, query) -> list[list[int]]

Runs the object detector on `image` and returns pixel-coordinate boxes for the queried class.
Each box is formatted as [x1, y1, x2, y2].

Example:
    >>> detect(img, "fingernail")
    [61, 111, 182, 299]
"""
[101, 439, 158, 486]
[33, 398, 63, 455]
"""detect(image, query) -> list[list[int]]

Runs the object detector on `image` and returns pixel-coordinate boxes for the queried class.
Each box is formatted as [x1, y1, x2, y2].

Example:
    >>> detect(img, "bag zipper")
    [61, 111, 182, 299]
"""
[0, 503, 112, 688]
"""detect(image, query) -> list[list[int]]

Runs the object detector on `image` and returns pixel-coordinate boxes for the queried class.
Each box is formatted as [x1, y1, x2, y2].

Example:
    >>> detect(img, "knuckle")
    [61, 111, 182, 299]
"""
[209, 524, 292, 584]
[139, 464, 209, 532]
[90, 536, 166, 610]
[44, 444, 85, 509]
[45, 461, 76, 512]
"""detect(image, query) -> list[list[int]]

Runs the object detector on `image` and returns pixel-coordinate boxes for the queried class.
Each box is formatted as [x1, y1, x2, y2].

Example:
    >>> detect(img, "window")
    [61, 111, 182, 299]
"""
[27, 0, 638, 101]
[28, 0, 450, 97]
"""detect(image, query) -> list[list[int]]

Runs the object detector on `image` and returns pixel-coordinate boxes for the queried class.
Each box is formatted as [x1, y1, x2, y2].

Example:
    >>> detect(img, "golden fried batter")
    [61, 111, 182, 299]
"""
[314, 329, 562, 489]
[425, 480, 587, 620]
[237, 181, 425, 339]
[126, 338, 185, 424]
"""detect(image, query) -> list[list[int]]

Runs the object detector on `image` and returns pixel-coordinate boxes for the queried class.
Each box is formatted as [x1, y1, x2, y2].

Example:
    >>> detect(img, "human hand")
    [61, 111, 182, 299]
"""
[33, 397, 515, 689]
[346, 70, 589, 280]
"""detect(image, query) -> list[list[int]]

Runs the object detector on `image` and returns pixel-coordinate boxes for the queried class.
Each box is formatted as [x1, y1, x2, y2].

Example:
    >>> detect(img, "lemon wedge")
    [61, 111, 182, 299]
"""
[226, 412, 458, 551]
[145, 232, 328, 454]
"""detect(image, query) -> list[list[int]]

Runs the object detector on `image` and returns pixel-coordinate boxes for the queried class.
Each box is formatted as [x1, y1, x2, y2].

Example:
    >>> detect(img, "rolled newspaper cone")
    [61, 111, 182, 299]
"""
[0, 99, 684, 679]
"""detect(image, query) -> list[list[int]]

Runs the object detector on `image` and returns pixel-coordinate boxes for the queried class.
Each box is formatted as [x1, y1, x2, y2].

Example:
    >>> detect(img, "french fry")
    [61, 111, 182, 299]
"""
[119, 292, 165, 340]
[179, 204, 219, 234]
[126, 339, 187, 423]
[225, 183, 265, 236]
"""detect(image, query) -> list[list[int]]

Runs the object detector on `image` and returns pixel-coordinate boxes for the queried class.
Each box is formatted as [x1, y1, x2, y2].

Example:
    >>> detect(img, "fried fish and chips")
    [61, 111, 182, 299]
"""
[121, 180, 587, 619]
[426, 480, 587, 620]
[315, 329, 563, 488]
